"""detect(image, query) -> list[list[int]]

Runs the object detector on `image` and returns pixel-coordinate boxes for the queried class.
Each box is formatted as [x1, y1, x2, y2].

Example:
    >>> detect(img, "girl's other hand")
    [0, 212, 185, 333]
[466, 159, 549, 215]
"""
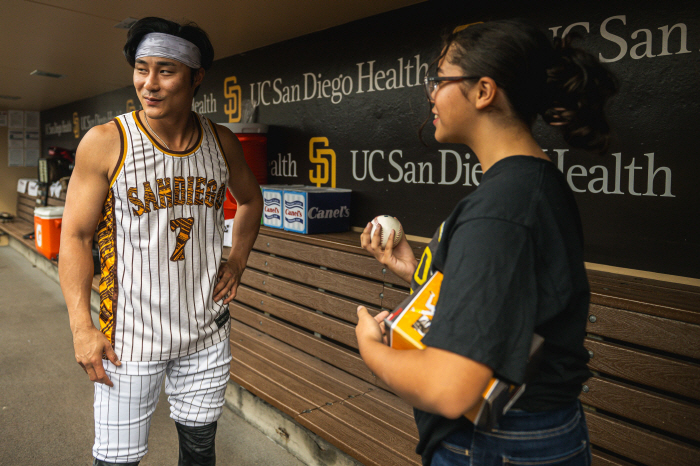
[356, 307, 390, 347]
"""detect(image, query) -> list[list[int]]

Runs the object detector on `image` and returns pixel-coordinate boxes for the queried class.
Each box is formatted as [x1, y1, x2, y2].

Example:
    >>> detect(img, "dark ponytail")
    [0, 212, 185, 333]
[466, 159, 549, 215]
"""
[433, 19, 617, 154]
[544, 33, 618, 153]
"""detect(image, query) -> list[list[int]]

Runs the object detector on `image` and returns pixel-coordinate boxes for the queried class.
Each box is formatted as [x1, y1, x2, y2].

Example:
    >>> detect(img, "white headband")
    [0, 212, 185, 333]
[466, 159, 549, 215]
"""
[135, 32, 202, 69]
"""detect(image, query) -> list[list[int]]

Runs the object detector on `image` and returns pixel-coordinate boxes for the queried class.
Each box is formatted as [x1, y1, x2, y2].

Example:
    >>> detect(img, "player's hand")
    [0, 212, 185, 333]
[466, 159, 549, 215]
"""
[361, 221, 417, 284]
[214, 260, 243, 304]
[356, 306, 390, 346]
[72, 325, 120, 387]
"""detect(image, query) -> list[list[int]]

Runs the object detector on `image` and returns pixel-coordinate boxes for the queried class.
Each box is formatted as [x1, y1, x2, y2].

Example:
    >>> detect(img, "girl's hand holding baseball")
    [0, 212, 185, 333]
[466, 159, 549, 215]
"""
[361, 221, 417, 284]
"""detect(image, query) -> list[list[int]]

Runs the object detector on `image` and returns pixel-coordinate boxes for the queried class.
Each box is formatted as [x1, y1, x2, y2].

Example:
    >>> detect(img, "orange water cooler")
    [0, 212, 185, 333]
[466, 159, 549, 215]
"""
[34, 206, 64, 260]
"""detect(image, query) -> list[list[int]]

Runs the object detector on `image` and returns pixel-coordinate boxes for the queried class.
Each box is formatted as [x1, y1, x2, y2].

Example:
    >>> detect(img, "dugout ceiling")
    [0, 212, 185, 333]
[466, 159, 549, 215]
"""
[0, 0, 423, 110]
[40, 0, 700, 280]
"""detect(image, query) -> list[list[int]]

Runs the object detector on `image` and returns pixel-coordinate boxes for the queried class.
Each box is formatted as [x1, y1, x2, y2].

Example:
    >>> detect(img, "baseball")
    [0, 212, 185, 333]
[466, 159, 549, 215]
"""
[371, 215, 403, 249]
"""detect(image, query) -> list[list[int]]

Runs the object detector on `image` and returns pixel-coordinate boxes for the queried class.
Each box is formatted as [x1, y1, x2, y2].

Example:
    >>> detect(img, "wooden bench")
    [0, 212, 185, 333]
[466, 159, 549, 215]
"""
[2, 191, 50, 250]
[582, 270, 700, 466]
[229, 227, 700, 466]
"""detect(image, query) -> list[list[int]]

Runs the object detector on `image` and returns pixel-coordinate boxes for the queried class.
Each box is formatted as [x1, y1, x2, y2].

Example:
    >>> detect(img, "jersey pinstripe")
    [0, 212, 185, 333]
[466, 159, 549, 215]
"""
[96, 111, 231, 362]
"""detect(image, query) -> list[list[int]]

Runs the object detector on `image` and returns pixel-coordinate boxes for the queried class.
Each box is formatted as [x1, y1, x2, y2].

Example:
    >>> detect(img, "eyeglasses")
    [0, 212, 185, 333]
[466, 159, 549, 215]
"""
[423, 75, 480, 99]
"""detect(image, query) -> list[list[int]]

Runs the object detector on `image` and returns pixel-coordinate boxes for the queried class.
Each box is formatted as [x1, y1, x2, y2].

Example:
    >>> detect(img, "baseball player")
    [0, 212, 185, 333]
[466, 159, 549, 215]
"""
[58, 17, 263, 465]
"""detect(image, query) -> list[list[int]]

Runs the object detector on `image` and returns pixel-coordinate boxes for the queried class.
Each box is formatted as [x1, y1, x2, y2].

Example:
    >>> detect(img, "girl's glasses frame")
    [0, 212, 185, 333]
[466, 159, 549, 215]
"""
[423, 75, 480, 99]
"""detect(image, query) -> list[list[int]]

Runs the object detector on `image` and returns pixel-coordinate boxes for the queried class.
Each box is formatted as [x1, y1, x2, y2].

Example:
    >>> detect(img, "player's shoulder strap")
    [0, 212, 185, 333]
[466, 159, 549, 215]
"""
[203, 116, 232, 175]
[106, 113, 132, 187]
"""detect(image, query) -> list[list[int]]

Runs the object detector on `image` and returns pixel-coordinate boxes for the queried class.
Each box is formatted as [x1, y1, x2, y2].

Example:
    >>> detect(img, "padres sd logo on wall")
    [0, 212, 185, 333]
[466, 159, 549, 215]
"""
[309, 137, 336, 188]
[126, 99, 137, 112]
[72, 112, 80, 139]
[224, 76, 241, 123]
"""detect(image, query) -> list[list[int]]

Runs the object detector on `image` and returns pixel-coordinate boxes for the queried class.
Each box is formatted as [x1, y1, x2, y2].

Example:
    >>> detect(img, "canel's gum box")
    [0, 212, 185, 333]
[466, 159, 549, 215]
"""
[261, 184, 303, 229]
[283, 187, 351, 234]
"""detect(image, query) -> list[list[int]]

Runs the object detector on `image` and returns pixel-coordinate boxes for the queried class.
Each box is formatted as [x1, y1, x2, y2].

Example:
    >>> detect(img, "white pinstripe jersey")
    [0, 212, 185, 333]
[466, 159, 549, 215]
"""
[96, 111, 231, 362]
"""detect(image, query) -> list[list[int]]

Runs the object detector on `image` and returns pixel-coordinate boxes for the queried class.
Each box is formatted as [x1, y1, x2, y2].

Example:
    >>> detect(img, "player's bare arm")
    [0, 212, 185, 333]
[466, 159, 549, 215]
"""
[355, 306, 493, 418]
[59, 122, 122, 386]
[212, 125, 263, 304]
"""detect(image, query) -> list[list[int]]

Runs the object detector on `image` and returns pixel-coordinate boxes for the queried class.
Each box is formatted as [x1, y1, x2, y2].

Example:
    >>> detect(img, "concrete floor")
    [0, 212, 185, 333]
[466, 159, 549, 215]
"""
[0, 245, 305, 466]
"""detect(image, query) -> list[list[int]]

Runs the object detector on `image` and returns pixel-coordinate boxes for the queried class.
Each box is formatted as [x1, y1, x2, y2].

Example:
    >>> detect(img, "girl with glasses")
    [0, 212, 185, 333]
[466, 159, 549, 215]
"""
[356, 19, 616, 466]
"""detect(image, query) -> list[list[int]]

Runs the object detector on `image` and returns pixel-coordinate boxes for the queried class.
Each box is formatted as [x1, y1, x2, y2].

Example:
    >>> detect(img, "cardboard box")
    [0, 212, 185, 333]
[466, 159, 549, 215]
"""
[283, 187, 351, 234]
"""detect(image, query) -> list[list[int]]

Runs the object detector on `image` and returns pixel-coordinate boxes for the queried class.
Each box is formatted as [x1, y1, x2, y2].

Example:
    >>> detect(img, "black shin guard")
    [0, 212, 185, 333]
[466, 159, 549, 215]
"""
[175, 421, 218, 466]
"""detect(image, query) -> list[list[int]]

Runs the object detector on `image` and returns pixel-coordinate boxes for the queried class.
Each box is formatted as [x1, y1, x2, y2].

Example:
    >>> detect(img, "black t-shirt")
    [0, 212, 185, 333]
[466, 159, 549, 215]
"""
[412, 156, 592, 465]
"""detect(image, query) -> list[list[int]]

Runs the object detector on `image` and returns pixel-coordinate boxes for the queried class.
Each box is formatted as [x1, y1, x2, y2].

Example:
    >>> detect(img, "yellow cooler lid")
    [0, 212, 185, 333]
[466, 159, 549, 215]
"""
[34, 206, 64, 219]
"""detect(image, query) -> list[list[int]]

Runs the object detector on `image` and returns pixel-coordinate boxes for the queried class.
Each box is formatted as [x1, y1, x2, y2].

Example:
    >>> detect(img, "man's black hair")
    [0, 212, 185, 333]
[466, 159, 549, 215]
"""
[124, 17, 214, 96]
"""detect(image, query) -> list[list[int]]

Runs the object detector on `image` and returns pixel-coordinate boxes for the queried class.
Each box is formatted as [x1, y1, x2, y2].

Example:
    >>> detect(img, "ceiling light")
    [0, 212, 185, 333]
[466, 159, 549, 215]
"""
[115, 17, 139, 29]
[0, 95, 21, 100]
[30, 70, 66, 79]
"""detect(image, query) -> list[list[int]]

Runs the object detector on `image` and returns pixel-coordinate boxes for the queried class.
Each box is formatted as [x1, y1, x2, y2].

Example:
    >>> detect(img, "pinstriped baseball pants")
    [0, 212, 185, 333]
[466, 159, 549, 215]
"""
[93, 340, 232, 463]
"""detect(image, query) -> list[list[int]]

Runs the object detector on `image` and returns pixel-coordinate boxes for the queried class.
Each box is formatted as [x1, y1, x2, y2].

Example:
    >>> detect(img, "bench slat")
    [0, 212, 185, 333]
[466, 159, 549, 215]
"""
[586, 410, 700, 466]
[313, 402, 421, 464]
[299, 407, 420, 466]
[587, 304, 700, 359]
[592, 449, 638, 466]
[584, 339, 700, 400]
[18, 196, 35, 208]
[589, 279, 700, 310]
[247, 251, 383, 305]
[17, 193, 38, 202]
[590, 291, 700, 326]
[235, 285, 358, 349]
[361, 384, 413, 418]
[381, 286, 410, 310]
[257, 227, 370, 256]
[46, 197, 65, 207]
[17, 212, 34, 224]
[588, 270, 700, 313]
[335, 392, 418, 441]
[257, 227, 427, 260]
[580, 376, 700, 442]
[230, 303, 377, 385]
[254, 234, 407, 286]
[17, 204, 35, 222]
[240, 268, 378, 324]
